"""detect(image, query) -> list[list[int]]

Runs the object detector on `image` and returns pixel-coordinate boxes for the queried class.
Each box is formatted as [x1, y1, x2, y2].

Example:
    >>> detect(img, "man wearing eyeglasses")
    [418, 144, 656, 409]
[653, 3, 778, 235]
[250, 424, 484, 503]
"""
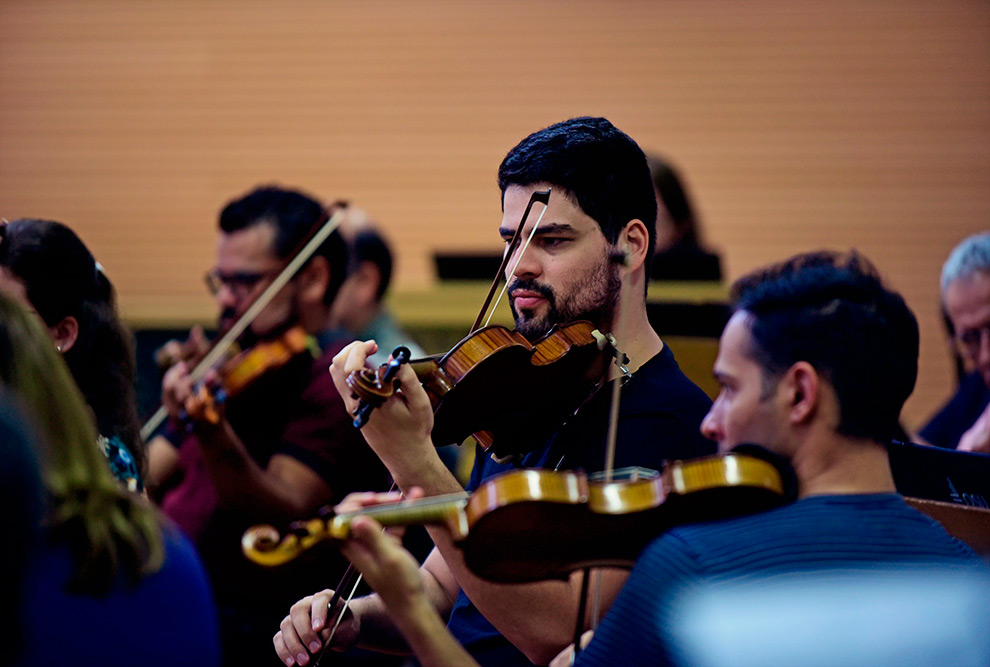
[919, 232, 990, 453]
[147, 185, 389, 667]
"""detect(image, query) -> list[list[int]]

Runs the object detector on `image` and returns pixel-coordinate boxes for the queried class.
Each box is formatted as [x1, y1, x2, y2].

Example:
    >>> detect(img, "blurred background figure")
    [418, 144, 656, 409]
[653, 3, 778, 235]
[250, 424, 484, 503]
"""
[647, 154, 722, 282]
[329, 206, 426, 367]
[147, 186, 389, 666]
[0, 292, 219, 666]
[919, 232, 990, 452]
[0, 398, 42, 667]
[0, 219, 145, 491]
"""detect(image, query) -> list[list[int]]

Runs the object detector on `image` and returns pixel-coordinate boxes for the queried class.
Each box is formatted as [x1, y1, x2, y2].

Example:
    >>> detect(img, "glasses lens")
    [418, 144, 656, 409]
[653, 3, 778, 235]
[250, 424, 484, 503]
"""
[204, 269, 274, 297]
[959, 326, 990, 355]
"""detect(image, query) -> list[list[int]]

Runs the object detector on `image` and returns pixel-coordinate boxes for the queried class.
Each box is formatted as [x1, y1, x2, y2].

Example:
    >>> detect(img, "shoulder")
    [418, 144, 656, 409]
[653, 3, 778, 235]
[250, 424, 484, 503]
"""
[612, 347, 716, 465]
[624, 346, 712, 417]
[664, 494, 981, 572]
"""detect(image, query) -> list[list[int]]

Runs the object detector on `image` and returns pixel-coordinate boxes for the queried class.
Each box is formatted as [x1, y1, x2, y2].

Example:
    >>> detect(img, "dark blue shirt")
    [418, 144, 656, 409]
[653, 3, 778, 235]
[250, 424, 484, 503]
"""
[919, 371, 990, 449]
[576, 494, 984, 666]
[18, 523, 220, 666]
[448, 344, 716, 666]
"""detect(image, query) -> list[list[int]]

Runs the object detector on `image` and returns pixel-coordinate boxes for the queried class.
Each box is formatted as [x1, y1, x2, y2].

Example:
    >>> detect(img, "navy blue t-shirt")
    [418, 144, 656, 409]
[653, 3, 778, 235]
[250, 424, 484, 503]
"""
[447, 344, 716, 666]
[919, 371, 990, 449]
[18, 523, 220, 666]
[576, 494, 984, 666]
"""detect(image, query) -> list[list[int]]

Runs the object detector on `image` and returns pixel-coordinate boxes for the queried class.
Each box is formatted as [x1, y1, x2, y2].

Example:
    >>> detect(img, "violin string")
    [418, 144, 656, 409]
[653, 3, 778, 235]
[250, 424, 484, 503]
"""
[483, 200, 550, 329]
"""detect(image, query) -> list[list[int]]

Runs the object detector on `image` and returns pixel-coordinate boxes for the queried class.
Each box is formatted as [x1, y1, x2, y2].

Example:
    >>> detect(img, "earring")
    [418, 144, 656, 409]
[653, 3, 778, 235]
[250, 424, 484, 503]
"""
[56, 344, 62, 352]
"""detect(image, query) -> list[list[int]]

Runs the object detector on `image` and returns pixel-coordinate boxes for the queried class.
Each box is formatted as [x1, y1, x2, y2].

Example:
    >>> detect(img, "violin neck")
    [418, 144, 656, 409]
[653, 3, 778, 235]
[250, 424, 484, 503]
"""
[330, 492, 470, 540]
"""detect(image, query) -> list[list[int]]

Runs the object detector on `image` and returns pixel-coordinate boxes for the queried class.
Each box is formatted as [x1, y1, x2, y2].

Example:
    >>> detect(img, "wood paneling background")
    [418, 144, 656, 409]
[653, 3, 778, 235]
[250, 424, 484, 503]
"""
[1, 0, 987, 430]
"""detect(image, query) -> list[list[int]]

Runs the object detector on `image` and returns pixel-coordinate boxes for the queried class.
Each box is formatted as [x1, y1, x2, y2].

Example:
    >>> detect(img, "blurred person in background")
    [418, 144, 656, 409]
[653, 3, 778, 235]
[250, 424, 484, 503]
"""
[0, 292, 219, 666]
[647, 154, 722, 282]
[919, 232, 990, 453]
[147, 185, 389, 666]
[328, 207, 425, 367]
[0, 397, 43, 667]
[0, 218, 145, 491]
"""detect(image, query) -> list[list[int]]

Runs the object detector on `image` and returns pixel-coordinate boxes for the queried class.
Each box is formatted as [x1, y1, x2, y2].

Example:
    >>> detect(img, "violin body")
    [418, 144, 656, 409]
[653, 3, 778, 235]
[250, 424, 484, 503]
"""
[241, 449, 791, 581]
[459, 451, 789, 582]
[184, 326, 315, 426]
[218, 327, 313, 398]
[346, 320, 611, 459]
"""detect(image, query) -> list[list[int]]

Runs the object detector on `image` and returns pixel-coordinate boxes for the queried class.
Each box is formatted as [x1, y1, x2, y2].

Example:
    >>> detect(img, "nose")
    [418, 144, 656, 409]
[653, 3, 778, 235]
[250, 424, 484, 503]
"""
[700, 404, 722, 442]
[215, 282, 240, 311]
[507, 237, 541, 281]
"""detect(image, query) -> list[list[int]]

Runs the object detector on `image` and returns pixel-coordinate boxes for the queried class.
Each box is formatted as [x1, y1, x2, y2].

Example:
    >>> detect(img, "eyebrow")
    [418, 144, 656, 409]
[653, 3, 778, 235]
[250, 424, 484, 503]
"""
[498, 222, 577, 239]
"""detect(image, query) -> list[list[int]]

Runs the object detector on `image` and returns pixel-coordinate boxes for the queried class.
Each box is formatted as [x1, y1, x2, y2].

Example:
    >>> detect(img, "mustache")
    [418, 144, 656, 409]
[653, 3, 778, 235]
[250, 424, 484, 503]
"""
[507, 278, 556, 306]
[219, 307, 238, 325]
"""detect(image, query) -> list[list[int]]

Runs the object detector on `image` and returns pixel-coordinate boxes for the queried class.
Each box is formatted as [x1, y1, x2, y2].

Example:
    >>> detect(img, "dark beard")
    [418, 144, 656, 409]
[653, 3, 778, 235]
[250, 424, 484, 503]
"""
[509, 256, 621, 341]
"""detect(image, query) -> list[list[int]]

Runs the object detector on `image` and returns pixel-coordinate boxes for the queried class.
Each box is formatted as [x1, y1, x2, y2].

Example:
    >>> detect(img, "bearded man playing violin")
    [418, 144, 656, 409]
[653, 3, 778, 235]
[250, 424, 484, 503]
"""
[274, 117, 716, 667]
[146, 185, 389, 667]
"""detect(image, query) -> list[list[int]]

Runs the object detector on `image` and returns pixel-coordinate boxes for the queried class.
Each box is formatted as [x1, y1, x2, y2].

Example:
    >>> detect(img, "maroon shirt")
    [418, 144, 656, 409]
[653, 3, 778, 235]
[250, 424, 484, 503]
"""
[160, 336, 390, 612]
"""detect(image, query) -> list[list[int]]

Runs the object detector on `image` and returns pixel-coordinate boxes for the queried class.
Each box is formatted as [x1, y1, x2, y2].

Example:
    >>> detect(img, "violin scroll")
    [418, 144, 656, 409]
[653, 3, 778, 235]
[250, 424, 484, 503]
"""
[242, 508, 345, 567]
[347, 346, 412, 428]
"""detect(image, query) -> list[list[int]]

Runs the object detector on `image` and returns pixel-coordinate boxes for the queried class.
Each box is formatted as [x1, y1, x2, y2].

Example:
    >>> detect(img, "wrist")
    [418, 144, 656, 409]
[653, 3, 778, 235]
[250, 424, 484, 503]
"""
[391, 444, 460, 495]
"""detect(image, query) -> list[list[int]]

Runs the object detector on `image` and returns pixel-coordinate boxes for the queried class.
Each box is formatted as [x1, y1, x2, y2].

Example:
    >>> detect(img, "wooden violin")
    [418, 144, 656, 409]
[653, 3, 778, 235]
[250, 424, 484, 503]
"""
[242, 448, 792, 582]
[185, 326, 316, 425]
[346, 320, 612, 459]
[140, 207, 344, 440]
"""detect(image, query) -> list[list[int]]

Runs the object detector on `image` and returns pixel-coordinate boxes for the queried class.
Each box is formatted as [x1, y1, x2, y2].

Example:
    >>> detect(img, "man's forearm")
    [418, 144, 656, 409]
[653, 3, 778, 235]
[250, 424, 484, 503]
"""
[390, 595, 480, 667]
[351, 563, 458, 654]
[424, 524, 628, 666]
[194, 421, 319, 521]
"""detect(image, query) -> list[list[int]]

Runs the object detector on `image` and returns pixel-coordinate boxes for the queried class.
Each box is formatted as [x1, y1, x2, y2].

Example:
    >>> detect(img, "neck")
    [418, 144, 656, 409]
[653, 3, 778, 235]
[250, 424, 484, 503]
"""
[298, 305, 331, 336]
[790, 432, 896, 498]
[607, 270, 662, 375]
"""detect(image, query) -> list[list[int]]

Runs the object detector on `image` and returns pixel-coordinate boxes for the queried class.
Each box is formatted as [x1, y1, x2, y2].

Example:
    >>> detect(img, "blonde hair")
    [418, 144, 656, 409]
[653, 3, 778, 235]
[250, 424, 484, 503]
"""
[0, 293, 163, 594]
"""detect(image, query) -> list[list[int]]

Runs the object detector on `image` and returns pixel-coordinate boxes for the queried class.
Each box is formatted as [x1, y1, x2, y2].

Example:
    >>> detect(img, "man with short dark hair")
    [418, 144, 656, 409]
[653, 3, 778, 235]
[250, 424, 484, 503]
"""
[274, 117, 716, 666]
[148, 185, 388, 666]
[574, 250, 983, 665]
[920, 232, 990, 452]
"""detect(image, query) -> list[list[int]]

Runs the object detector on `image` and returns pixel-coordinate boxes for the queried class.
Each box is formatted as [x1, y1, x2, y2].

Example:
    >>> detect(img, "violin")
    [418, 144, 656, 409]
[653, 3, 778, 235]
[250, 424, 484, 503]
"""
[140, 207, 344, 440]
[185, 326, 316, 425]
[241, 448, 793, 582]
[346, 320, 613, 459]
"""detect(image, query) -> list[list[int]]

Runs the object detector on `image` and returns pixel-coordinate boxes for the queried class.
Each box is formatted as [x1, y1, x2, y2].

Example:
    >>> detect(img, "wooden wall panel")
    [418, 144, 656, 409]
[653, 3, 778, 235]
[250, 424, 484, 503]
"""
[1, 0, 987, 429]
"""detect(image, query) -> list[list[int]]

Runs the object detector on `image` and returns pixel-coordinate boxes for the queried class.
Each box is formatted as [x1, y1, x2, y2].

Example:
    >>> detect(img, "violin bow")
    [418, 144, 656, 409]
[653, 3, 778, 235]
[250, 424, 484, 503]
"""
[575, 244, 634, 662]
[469, 188, 550, 333]
[330, 194, 551, 654]
[140, 207, 345, 441]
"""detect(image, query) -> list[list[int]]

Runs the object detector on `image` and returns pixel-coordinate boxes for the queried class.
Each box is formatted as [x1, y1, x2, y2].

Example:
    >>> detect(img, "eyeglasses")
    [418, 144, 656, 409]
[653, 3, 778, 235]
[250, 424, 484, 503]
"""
[204, 268, 279, 298]
[956, 323, 990, 358]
